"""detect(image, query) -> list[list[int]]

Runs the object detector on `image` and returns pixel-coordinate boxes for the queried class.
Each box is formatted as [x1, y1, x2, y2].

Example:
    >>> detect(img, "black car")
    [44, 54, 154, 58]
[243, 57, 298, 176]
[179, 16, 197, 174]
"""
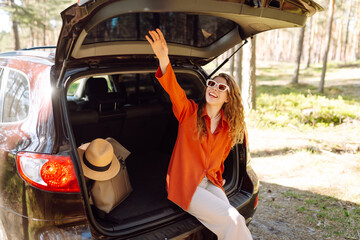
[0, 0, 322, 239]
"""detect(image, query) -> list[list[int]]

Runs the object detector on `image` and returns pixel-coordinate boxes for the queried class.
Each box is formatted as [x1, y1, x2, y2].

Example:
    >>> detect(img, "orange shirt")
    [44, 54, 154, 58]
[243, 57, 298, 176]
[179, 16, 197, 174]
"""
[156, 64, 232, 211]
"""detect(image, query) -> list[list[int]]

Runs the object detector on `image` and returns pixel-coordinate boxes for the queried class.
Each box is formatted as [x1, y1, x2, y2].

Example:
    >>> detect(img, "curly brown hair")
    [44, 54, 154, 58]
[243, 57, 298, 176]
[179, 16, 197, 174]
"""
[196, 73, 245, 148]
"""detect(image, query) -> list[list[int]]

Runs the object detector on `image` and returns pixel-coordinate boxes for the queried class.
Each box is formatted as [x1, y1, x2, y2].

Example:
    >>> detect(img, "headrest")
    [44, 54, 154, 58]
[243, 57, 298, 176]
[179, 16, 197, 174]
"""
[67, 101, 78, 111]
[85, 77, 109, 98]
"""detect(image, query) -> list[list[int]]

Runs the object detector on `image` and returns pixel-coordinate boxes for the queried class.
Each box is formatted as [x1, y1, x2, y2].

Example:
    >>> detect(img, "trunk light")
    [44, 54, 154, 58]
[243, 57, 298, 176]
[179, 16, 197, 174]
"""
[254, 195, 259, 209]
[16, 152, 80, 193]
[244, 126, 249, 147]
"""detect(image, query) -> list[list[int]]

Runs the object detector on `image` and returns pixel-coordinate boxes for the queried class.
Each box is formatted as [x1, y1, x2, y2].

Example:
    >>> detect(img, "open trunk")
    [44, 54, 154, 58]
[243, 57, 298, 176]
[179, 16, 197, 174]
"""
[66, 67, 243, 235]
[56, 0, 323, 237]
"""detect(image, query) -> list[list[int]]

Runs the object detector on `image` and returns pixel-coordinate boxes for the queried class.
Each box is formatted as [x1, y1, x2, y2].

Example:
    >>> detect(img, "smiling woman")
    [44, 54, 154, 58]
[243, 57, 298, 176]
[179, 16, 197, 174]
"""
[146, 28, 251, 240]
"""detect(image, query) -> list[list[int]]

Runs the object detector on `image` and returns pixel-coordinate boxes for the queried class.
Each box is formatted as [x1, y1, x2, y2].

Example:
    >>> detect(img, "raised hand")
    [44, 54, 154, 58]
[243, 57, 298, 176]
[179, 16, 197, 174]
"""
[146, 28, 170, 74]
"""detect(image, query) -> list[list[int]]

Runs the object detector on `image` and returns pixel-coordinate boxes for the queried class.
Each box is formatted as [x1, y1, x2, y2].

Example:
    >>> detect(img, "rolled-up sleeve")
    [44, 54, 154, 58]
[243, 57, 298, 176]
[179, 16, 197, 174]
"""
[156, 64, 196, 123]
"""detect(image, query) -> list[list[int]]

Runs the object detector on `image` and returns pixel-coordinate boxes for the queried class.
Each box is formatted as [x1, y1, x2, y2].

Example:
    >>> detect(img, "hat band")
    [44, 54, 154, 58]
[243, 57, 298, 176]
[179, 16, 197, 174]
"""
[83, 154, 112, 172]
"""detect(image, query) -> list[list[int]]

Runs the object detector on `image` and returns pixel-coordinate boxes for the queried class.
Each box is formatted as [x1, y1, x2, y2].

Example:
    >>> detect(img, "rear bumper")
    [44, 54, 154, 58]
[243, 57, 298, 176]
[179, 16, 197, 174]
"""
[94, 165, 259, 239]
[127, 182, 259, 240]
[0, 206, 90, 240]
[0, 166, 259, 240]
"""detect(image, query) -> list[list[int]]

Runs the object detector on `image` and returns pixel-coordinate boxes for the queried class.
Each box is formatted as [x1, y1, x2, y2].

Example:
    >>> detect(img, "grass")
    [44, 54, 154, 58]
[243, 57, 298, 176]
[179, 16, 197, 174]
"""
[282, 190, 303, 200]
[247, 61, 360, 129]
[278, 190, 360, 239]
[258, 182, 360, 239]
[250, 91, 360, 128]
[297, 194, 360, 239]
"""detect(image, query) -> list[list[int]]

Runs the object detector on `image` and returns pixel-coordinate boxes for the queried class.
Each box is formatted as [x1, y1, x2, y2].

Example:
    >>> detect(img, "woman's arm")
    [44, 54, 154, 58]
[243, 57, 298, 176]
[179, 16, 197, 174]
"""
[146, 29, 196, 122]
[145, 29, 170, 75]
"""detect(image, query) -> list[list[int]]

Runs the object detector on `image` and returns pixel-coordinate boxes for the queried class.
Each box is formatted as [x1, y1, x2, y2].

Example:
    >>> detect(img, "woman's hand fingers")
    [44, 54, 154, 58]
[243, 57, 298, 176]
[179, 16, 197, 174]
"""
[145, 29, 169, 61]
[156, 28, 167, 47]
[145, 28, 169, 73]
[149, 30, 159, 41]
[145, 35, 153, 45]
[145, 30, 157, 45]
[146, 29, 165, 44]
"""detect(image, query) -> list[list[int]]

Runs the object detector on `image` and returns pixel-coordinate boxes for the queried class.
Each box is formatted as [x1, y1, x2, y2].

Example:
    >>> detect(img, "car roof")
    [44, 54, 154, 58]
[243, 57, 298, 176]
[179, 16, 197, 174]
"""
[0, 49, 55, 66]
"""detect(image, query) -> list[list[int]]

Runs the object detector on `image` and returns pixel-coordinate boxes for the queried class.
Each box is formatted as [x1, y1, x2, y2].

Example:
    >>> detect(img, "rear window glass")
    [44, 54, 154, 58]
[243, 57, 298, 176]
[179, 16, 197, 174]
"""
[119, 74, 158, 105]
[176, 74, 203, 100]
[116, 73, 203, 105]
[84, 12, 236, 48]
[67, 72, 203, 108]
[67, 76, 115, 100]
[0, 68, 30, 123]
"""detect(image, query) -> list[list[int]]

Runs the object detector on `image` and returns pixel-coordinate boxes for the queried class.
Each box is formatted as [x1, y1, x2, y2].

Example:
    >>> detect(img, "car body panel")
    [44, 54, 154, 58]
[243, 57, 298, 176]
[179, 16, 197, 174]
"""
[0, 55, 87, 239]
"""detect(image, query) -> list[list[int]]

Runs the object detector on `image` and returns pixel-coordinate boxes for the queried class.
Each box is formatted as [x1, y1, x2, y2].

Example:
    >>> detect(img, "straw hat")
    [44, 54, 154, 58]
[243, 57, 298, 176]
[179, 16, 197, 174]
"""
[78, 138, 120, 181]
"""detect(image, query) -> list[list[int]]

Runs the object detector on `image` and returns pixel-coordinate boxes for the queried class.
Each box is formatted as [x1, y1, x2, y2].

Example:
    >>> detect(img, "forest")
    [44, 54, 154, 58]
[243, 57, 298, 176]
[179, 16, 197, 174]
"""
[0, 1, 359, 239]
[0, 0, 359, 108]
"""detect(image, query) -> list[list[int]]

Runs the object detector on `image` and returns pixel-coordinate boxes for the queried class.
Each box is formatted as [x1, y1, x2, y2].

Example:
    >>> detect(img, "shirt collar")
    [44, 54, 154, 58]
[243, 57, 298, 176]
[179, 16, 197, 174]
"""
[201, 106, 228, 127]
[219, 108, 228, 127]
[201, 106, 208, 118]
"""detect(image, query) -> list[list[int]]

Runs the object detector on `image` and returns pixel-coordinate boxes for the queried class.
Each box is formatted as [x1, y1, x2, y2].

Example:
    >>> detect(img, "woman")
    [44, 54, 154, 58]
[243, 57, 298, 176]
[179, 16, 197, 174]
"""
[146, 29, 253, 240]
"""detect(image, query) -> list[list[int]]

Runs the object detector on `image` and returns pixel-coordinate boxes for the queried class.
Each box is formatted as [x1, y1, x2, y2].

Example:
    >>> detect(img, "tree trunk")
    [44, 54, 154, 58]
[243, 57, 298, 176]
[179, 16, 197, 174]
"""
[356, 31, 360, 60]
[342, 0, 353, 62]
[306, 19, 313, 68]
[292, 26, 306, 84]
[12, 20, 20, 50]
[235, 46, 243, 89]
[335, 22, 343, 62]
[43, 0, 47, 45]
[229, 47, 235, 76]
[43, 25, 46, 46]
[319, 0, 335, 93]
[9, 0, 20, 50]
[242, 37, 256, 112]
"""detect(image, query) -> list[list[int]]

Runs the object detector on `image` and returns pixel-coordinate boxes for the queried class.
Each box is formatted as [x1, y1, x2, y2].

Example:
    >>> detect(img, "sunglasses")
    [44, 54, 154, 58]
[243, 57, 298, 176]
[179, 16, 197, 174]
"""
[206, 79, 230, 92]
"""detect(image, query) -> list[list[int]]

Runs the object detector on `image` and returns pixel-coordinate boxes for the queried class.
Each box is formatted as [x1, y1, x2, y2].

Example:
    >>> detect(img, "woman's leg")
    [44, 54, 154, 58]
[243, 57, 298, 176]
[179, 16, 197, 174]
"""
[187, 185, 253, 240]
[204, 181, 230, 204]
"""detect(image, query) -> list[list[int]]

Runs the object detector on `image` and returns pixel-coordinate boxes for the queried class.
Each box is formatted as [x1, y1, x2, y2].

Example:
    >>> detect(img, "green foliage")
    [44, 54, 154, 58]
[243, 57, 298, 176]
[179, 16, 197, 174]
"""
[251, 90, 360, 128]
[282, 190, 303, 200]
[0, 0, 73, 49]
[298, 195, 360, 239]
[67, 81, 80, 96]
[249, 61, 360, 129]
[296, 206, 306, 213]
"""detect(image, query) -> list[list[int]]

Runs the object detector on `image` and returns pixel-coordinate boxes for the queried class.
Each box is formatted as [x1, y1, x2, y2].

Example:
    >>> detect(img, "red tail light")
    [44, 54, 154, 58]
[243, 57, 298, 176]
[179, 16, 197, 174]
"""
[16, 152, 80, 193]
[254, 195, 259, 209]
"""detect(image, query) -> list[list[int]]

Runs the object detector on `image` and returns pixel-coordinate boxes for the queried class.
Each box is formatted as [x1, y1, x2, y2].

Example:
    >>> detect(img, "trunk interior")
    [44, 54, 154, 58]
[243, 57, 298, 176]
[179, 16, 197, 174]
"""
[66, 70, 238, 231]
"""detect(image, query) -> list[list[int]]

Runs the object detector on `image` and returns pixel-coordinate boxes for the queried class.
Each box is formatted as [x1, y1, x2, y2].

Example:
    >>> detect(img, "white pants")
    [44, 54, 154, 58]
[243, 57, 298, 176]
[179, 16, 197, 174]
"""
[186, 177, 253, 240]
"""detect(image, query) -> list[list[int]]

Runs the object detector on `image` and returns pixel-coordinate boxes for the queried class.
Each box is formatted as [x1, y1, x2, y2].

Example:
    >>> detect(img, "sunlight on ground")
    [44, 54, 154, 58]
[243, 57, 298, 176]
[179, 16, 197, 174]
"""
[247, 125, 360, 205]
[250, 151, 360, 205]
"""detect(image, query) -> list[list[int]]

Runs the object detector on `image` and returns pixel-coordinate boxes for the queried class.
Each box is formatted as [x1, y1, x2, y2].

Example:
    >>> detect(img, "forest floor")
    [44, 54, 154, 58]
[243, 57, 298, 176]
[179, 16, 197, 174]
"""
[246, 61, 360, 240]
[247, 122, 360, 240]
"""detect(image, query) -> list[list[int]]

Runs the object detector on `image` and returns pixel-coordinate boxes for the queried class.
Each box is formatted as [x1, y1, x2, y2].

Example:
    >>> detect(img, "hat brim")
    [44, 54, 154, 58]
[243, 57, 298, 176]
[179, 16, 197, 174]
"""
[78, 143, 120, 181]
